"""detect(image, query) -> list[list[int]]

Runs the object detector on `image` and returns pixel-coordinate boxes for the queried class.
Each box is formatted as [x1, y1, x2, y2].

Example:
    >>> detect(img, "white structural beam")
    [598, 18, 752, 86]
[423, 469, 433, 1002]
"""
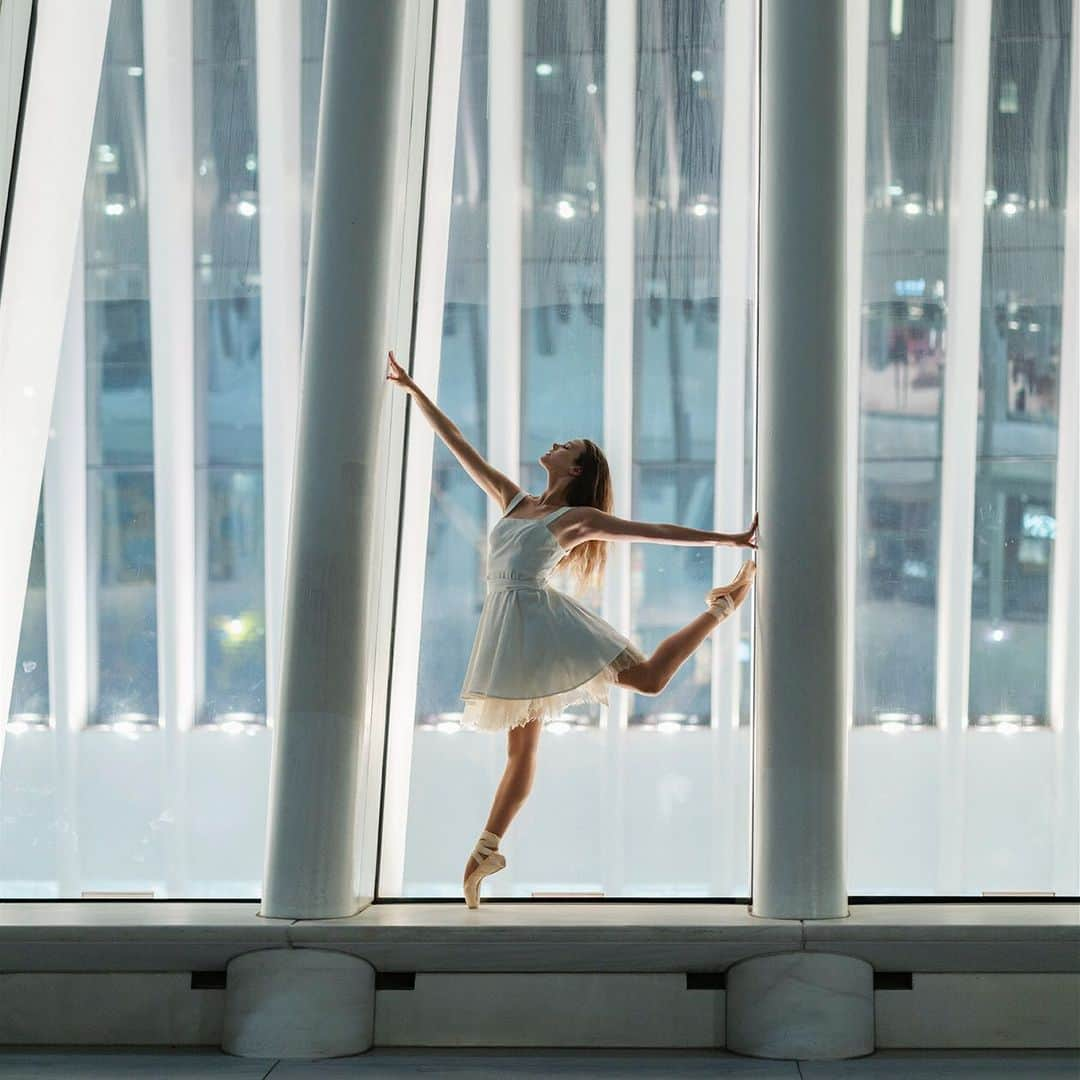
[485, 0, 523, 535]
[710, 0, 756, 895]
[602, 0, 634, 897]
[1050, 9, 1079, 894]
[752, 0, 847, 919]
[144, 0, 195, 896]
[0, 0, 112, 767]
[843, 0, 870, 743]
[934, 0, 992, 894]
[255, 0, 303, 733]
[46, 225, 90, 893]
[379, 0, 466, 898]
[0, 0, 33, 241]
[261, 0, 427, 918]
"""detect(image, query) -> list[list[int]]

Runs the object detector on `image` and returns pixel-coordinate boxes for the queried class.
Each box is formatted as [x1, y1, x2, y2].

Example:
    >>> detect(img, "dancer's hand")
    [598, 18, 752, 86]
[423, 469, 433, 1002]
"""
[734, 512, 758, 549]
[386, 350, 419, 395]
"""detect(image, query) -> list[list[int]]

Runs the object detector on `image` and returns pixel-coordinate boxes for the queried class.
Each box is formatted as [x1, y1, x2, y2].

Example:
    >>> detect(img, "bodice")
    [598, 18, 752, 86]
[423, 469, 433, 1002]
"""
[486, 492, 573, 590]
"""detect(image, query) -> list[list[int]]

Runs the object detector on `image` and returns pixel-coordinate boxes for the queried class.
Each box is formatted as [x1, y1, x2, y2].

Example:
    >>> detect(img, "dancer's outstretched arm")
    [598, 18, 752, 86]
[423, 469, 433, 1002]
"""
[564, 507, 758, 549]
[385, 350, 519, 509]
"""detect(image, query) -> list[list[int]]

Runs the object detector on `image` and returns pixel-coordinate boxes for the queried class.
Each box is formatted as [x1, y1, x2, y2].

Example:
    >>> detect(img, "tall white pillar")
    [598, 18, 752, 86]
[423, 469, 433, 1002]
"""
[751, 0, 847, 920]
[260, 0, 414, 919]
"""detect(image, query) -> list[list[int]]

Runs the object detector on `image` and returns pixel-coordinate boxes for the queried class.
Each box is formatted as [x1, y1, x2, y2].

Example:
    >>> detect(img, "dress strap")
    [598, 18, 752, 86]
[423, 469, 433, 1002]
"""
[542, 505, 575, 524]
[501, 490, 527, 517]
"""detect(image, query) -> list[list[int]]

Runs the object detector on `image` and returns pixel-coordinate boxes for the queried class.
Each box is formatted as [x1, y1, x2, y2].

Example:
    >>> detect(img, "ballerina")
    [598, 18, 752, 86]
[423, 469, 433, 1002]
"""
[386, 350, 758, 907]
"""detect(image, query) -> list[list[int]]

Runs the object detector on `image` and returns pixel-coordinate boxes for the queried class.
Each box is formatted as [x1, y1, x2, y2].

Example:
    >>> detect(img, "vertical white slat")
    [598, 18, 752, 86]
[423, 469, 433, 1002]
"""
[46, 224, 90, 894]
[602, 0, 635, 898]
[934, 0, 993, 893]
[486, 0, 523, 535]
[710, 0, 756, 895]
[844, 0, 870, 744]
[377, 0, 466, 898]
[255, 0, 303, 733]
[0, 0, 111, 767]
[0, 0, 33, 243]
[1049, 4, 1079, 894]
[143, 0, 195, 894]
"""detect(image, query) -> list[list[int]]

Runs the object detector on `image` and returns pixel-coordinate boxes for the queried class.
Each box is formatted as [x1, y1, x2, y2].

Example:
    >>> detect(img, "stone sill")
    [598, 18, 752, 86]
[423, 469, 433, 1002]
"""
[0, 901, 1076, 974]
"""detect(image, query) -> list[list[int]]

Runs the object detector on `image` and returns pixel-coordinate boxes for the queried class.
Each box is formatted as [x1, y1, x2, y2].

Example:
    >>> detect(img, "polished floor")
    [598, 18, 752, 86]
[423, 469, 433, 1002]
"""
[0, 1049, 1076, 1078]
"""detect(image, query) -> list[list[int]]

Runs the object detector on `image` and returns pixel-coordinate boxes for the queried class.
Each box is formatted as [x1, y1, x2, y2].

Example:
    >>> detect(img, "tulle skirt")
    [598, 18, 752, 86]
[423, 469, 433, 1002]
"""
[459, 583, 646, 733]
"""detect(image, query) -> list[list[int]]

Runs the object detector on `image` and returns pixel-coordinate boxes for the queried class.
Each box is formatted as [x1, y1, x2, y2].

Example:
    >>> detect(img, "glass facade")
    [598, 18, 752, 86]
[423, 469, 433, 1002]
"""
[2, 0, 1077, 901]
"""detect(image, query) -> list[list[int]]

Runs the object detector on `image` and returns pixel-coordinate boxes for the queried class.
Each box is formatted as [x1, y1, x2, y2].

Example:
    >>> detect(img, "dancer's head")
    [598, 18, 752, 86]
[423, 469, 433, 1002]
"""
[540, 438, 612, 590]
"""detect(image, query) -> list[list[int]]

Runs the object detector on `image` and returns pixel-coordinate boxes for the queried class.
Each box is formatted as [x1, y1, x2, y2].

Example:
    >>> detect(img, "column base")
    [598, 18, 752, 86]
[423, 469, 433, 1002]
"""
[222, 948, 375, 1059]
[725, 951, 874, 1059]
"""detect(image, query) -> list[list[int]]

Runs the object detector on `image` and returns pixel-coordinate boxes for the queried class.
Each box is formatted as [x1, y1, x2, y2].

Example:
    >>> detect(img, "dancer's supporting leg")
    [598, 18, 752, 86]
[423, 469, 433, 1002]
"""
[616, 561, 757, 696]
[463, 714, 543, 888]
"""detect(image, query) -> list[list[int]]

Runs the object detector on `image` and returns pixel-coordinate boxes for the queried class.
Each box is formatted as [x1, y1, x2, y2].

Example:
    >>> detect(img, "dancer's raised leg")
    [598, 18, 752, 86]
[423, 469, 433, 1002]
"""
[616, 561, 756, 696]
[463, 714, 543, 890]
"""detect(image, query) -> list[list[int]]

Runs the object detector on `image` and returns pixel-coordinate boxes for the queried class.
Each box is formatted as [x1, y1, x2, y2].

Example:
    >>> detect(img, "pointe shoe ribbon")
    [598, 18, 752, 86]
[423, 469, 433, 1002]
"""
[464, 829, 506, 909]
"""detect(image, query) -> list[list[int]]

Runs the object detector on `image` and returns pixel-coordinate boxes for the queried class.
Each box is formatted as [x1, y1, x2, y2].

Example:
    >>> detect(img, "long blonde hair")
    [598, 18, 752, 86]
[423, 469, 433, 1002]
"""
[556, 438, 612, 591]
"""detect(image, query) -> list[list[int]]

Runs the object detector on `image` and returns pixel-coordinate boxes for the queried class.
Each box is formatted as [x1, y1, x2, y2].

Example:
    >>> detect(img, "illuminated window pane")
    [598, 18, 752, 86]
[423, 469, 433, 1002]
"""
[9, 493, 50, 724]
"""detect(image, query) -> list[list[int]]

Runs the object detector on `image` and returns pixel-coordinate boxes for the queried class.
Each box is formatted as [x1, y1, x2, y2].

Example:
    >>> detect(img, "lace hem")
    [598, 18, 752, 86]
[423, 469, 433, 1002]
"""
[460, 644, 645, 733]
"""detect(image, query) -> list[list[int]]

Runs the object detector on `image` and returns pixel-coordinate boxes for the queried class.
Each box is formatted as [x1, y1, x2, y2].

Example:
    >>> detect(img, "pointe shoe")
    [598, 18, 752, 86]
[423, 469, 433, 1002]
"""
[464, 829, 506, 909]
[706, 561, 757, 621]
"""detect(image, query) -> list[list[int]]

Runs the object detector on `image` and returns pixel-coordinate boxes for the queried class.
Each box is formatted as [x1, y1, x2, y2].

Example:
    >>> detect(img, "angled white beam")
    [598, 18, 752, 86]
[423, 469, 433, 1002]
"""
[0, 0, 111, 768]
[379, 0, 466, 898]
[709, 0, 755, 895]
[144, 0, 195, 896]
[602, 0, 634, 897]
[485, 0, 522, 536]
[255, 0, 303, 733]
[934, 0, 992, 893]
[0, 0, 33, 241]
[1050, 9, 1079, 894]
[46, 224, 90, 893]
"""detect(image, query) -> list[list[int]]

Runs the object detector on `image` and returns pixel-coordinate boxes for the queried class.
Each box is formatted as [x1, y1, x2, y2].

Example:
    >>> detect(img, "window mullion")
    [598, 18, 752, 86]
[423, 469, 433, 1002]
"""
[934, 0, 993, 892]
[144, 0, 195, 892]
[254, 0, 303, 735]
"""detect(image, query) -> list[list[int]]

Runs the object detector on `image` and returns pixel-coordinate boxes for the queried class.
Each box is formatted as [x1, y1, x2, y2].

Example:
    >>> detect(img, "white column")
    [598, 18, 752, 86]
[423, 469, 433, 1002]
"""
[934, 0, 992, 894]
[752, 0, 847, 919]
[260, 0, 422, 918]
[1050, 10, 1079, 894]
[379, 0, 466, 897]
[143, 0, 195, 896]
[0, 0, 112, 767]
[602, 0, 634, 897]
[46, 225, 90, 894]
[486, 0, 523, 534]
[255, 0, 303, 732]
[710, 0, 755, 894]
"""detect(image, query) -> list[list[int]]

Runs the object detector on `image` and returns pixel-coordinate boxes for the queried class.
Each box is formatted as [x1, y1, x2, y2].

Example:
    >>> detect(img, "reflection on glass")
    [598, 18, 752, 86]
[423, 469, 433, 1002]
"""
[967, 0, 1069, 725]
[84, 0, 158, 725]
[854, 0, 953, 726]
[194, 0, 266, 724]
[8, 494, 50, 727]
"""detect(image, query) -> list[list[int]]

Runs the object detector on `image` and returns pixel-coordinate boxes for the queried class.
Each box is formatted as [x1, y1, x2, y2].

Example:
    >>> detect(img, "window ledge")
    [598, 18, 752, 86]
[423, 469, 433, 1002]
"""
[0, 901, 1076, 975]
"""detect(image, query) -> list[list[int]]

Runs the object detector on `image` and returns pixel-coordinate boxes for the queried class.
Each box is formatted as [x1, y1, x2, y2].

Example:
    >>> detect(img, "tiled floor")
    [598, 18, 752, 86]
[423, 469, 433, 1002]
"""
[0, 1048, 1076, 1079]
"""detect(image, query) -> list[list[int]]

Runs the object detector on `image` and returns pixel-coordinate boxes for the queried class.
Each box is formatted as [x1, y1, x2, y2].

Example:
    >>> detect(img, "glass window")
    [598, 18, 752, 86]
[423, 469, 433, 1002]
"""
[7, 492, 50, 728]
[193, 0, 267, 726]
[84, 0, 159, 727]
[854, 0, 953, 728]
[968, 0, 1072, 727]
[394, 0, 757, 899]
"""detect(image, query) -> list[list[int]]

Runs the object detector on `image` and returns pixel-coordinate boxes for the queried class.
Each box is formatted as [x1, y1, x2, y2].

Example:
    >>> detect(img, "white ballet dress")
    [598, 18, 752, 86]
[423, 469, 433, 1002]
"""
[460, 490, 646, 733]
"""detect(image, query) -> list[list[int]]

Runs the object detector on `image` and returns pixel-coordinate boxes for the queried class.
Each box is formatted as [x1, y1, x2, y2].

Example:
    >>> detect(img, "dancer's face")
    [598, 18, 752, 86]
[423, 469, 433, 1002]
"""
[539, 439, 586, 479]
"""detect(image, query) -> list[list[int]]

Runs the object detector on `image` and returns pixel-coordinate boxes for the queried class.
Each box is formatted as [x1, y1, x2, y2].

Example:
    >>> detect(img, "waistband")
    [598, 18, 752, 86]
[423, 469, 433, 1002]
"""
[486, 575, 547, 591]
